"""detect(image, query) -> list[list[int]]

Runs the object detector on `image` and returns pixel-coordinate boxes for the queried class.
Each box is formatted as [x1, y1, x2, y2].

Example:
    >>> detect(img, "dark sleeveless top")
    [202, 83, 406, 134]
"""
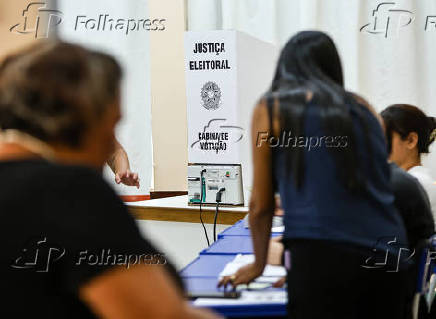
[267, 97, 408, 251]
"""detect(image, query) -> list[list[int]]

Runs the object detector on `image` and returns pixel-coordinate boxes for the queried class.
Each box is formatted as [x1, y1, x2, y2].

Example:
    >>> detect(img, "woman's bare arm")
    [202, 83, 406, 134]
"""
[107, 139, 140, 188]
[80, 266, 221, 319]
[218, 99, 276, 287]
[248, 100, 276, 271]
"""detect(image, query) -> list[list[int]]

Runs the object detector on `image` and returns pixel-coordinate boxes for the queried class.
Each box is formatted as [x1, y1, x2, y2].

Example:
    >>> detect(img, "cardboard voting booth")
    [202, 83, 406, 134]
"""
[185, 30, 278, 204]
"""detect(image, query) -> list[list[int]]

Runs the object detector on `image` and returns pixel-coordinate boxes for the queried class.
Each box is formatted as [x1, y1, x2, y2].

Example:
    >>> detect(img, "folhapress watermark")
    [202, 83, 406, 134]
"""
[74, 15, 166, 35]
[256, 131, 348, 151]
[11, 237, 166, 272]
[10, 2, 167, 38]
[76, 249, 167, 269]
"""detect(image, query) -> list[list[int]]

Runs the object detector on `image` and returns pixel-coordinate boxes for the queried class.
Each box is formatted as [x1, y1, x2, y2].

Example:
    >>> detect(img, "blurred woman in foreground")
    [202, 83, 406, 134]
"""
[0, 42, 219, 319]
[220, 31, 409, 318]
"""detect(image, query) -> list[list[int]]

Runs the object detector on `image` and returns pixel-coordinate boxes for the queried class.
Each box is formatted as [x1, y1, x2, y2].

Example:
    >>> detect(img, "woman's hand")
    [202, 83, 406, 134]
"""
[217, 263, 264, 288]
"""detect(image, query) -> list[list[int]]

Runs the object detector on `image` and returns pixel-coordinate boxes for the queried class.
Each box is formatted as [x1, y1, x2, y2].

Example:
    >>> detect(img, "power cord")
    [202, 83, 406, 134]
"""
[214, 188, 226, 242]
[199, 169, 210, 246]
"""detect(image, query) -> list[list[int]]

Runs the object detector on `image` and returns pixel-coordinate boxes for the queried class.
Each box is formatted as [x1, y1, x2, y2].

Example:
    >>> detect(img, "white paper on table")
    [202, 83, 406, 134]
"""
[233, 254, 255, 264]
[271, 226, 284, 233]
[219, 263, 286, 277]
[193, 290, 287, 307]
[271, 216, 284, 228]
[254, 276, 283, 284]
[219, 254, 286, 277]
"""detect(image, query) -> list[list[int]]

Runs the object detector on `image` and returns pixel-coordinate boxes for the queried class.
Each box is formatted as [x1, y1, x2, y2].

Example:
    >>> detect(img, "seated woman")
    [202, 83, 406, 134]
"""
[381, 104, 436, 221]
[0, 42, 219, 319]
[388, 162, 435, 248]
[220, 31, 410, 318]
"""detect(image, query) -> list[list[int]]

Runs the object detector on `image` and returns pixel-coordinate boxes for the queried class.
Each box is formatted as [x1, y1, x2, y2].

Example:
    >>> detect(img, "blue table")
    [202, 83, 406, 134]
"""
[202, 236, 253, 255]
[181, 219, 287, 318]
[183, 276, 285, 295]
[180, 254, 235, 277]
[218, 220, 251, 237]
[218, 220, 282, 238]
[182, 275, 287, 318]
[195, 302, 287, 318]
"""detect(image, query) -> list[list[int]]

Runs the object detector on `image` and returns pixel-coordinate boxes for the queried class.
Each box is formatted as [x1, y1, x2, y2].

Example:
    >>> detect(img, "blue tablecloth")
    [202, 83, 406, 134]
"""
[218, 220, 251, 237]
[180, 254, 235, 277]
[182, 274, 287, 318]
[202, 236, 253, 255]
[193, 302, 287, 318]
[181, 219, 287, 318]
[218, 220, 282, 238]
[183, 276, 284, 294]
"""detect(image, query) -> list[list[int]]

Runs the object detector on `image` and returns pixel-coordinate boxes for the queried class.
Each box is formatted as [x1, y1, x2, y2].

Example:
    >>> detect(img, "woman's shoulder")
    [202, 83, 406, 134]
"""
[26, 161, 120, 203]
[41, 161, 107, 187]
[409, 166, 436, 191]
[39, 162, 133, 235]
[390, 163, 426, 196]
[0, 159, 101, 186]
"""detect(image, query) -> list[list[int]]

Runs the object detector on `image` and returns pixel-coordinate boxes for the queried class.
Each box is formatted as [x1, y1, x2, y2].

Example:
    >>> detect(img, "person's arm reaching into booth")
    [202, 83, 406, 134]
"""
[107, 139, 140, 188]
[219, 100, 276, 287]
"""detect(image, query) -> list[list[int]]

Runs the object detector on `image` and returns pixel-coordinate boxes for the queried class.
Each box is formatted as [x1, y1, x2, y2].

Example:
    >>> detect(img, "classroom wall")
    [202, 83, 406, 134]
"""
[149, 0, 188, 192]
[136, 220, 228, 270]
[57, 0, 154, 197]
[1, 0, 194, 195]
[188, 0, 436, 179]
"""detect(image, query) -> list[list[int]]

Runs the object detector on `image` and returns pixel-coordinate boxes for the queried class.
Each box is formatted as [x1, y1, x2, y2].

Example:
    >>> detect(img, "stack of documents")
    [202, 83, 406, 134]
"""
[271, 226, 285, 232]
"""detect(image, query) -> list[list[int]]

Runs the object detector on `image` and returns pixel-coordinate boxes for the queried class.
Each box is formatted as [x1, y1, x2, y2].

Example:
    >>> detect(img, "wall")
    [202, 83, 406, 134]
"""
[137, 220, 228, 270]
[134, 0, 204, 269]
[57, 0, 154, 197]
[149, 0, 188, 192]
[188, 0, 436, 178]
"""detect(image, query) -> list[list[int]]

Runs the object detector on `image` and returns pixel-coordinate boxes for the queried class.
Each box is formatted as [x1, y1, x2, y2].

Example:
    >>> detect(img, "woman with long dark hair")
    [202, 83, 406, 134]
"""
[220, 31, 409, 318]
[381, 104, 436, 221]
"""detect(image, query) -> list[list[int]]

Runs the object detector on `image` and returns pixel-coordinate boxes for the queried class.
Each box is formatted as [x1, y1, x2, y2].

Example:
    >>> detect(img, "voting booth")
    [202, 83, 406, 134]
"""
[184, 30, 278, 205]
